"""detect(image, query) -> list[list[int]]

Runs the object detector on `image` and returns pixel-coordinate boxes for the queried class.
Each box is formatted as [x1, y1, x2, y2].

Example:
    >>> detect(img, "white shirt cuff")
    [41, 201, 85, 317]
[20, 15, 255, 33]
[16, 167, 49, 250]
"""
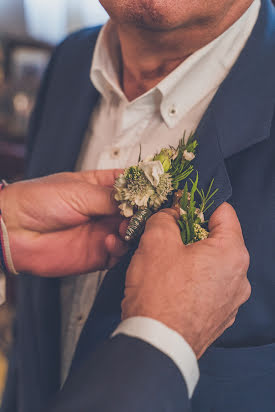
[0, 269, 6, 305]
[112, 316, 199, 398]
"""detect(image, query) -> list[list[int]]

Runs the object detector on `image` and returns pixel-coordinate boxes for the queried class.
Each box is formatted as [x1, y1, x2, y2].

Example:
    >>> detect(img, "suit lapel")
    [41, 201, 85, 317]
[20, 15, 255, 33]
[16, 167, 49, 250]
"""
[211, 0, 275, 159]
[189, 108, 232, 220]
[190, 0, 275, 218]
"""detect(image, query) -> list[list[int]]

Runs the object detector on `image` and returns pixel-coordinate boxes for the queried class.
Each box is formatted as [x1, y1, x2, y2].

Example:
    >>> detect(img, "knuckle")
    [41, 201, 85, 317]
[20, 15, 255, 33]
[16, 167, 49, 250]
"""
[236, 247, 250, 274]
[149, 210, 176, 226]
[148, 212, 168, 227]
[242, 280, 252, 302]
[228, 316, 237, 328]
[145, 217, 167, 240]
[241, 248, 250, 270]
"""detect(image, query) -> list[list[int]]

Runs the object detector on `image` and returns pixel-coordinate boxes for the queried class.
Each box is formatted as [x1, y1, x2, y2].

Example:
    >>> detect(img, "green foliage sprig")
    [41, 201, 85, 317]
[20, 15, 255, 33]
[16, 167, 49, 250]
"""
[169, 132, 198, 189]
[177, 173, 218, 245]
[196, 178, 219, 214]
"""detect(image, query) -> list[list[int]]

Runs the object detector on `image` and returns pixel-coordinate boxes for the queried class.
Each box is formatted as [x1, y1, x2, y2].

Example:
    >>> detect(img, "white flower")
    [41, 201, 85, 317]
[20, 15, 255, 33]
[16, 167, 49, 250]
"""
[114, 174, 127, 201]
[135, 193, 151, 207]
[118, 202, 134, 217]
[143, 154, 154, 162]
[115, 174, 127, 188]
[149, 173, 173, 210]
[195, 208, 205, 222]
[180, 208, 187, 216]
[193, 223, 209, 242]
[183, 150, 195, 162]
[139, 160, 164, 187]
[114, 191, 124, 201]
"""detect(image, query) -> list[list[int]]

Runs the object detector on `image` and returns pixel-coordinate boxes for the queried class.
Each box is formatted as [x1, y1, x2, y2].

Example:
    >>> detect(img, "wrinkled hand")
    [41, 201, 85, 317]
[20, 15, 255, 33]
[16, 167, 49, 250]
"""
[122, 203, 251, 359]
[0, 170, 128, 277]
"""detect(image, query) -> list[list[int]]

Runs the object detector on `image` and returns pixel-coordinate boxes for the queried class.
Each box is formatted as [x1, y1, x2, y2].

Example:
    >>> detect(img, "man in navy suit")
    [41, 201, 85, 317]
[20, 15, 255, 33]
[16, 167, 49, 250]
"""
[0, 171, 250, 411]
[2, 0, 275, 410]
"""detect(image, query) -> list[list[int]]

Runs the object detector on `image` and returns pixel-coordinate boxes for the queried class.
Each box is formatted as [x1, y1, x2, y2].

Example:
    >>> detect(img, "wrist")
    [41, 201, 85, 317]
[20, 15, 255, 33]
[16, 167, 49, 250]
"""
[0, 181, 18, 275]
[0, 180, 7, 209]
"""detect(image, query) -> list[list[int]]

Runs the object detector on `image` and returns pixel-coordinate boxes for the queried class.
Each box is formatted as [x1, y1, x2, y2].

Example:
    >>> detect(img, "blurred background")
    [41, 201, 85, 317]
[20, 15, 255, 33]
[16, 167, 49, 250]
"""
[0, 0, 108, 400]
[0, 0, 108, 181]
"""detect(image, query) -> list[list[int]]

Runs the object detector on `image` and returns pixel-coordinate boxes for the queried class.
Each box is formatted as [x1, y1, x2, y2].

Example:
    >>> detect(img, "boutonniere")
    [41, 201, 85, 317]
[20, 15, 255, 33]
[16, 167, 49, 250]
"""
[114, 132, 218, 244]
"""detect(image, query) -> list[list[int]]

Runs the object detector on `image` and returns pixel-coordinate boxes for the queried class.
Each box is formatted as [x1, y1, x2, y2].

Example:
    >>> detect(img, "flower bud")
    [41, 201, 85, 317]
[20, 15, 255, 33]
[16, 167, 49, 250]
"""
[153, 149, 173, 172]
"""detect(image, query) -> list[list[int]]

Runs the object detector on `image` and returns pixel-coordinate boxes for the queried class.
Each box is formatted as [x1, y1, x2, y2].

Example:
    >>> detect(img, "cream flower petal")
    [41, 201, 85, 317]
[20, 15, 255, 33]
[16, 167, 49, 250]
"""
[195, 208, 205, 222]
[115, 174, 127, 188]
[183, 150, 195, 162]
[180, 208, 187, 216]
[135, 194, 150, 207]
[119, 202, 134, 217]
[139, 160, 164, 187]
[143, 155, 154, 162]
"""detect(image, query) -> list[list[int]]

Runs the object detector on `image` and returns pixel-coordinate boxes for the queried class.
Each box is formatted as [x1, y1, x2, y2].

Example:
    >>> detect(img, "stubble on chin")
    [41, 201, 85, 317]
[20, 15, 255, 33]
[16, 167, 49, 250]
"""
[114, 0, 169, 29]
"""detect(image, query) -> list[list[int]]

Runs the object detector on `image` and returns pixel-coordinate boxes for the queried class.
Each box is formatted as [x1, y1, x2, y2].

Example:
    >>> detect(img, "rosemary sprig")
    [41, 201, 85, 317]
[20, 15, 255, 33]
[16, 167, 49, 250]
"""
[170, 132, 198, 189]
[194, 178, 219, 214]
[177, 174, 218, 245]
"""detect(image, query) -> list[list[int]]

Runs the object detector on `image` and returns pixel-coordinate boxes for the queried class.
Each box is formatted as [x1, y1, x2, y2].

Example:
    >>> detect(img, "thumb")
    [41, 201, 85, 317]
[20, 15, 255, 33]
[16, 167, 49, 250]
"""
[78, 169, 124, 188]
[79, 185, 119, 217]
[208, 202, 243, 240]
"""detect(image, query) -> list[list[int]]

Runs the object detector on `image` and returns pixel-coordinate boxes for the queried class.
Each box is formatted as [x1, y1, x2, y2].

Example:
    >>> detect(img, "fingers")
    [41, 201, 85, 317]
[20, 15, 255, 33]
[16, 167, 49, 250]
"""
[79, 169, 124, 187]
[208, 202, 243, 240]
[239, 277, 252, 304]
[105, 234, 128, 257]
[208, 203, 250, 275]
[142, 208, 182, 243]
[145, 208, 180, 230]
[105, 234, 129, 269]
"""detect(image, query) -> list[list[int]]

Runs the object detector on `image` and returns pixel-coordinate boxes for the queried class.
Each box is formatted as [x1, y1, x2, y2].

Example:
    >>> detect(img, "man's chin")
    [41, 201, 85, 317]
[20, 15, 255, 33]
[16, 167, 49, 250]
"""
[101, 0, 184, 32]
[111, 9, 207, 34]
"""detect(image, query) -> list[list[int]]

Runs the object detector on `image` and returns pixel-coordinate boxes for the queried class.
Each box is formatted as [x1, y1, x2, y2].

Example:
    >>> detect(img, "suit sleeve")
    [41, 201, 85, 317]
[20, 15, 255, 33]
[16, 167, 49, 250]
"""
[45, 335, 191, 412]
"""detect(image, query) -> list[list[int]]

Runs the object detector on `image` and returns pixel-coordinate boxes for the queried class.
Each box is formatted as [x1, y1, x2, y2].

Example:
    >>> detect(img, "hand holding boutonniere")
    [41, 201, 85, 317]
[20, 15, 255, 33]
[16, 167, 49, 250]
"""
[114, 132, 218, 244]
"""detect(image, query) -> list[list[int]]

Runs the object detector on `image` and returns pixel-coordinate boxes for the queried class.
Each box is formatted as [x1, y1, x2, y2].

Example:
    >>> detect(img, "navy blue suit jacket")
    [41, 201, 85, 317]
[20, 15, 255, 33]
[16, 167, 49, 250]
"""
[3, 0, 275, 411]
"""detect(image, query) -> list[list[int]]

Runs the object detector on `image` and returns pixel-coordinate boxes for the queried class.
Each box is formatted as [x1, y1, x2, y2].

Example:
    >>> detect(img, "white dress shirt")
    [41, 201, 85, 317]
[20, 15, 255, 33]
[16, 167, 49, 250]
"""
[0, 0, 260, 399]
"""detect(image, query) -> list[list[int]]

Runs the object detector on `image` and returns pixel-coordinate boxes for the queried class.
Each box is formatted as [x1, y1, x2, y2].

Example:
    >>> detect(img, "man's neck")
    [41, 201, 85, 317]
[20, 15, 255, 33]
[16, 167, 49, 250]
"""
[115, 0, 254, 101]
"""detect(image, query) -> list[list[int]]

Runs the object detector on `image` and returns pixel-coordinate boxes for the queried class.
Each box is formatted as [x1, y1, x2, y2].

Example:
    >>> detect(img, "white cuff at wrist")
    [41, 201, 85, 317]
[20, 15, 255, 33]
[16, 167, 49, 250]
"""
[112, 316, 199, 398]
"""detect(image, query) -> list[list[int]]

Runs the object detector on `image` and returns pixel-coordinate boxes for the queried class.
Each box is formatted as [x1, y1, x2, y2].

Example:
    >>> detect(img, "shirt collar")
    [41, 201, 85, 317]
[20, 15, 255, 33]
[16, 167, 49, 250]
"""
[90, 20, 125, 100]
[90, 0, 260, 128]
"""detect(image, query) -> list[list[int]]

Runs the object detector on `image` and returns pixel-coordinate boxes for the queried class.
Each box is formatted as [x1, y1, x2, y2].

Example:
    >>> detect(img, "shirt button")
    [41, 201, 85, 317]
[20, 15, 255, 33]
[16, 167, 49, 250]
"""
[111, 147, 120, 158]
[168, 105, 177, 117]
